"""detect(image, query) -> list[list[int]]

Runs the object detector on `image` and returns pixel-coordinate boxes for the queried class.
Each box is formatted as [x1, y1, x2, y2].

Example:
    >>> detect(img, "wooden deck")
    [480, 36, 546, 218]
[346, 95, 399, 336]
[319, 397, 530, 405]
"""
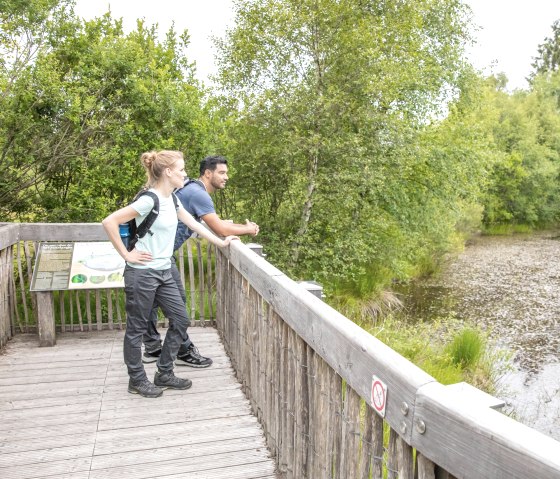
[0, 328, 277, 479]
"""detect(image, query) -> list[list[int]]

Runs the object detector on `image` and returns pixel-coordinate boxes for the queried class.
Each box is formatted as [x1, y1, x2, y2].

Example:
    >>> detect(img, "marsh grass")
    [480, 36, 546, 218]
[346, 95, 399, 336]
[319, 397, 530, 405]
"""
[337, 297, 506, 394]
[483, 224, 532, 235]
[447, 327, 483, 368]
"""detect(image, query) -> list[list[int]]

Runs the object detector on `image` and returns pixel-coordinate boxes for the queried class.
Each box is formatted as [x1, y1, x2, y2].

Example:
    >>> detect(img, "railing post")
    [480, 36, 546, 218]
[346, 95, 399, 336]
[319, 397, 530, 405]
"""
[246, 242, 266, 257]
[298, 280, 324, 300]
[36, 291, 56, 346]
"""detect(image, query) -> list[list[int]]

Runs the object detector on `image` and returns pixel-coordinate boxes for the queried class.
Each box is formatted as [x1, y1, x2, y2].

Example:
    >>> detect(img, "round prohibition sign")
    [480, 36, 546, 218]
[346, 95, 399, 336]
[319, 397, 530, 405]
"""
[371, 375, 387, 417]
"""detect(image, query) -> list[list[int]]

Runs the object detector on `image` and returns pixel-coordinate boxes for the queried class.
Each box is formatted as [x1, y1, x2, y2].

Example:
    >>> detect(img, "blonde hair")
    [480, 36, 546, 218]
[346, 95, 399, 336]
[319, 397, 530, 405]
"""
[140, 150, 183, 187]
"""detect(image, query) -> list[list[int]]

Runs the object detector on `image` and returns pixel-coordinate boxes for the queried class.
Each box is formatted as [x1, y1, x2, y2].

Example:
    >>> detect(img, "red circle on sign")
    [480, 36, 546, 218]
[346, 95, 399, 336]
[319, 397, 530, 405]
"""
[372, 380, 385, 412]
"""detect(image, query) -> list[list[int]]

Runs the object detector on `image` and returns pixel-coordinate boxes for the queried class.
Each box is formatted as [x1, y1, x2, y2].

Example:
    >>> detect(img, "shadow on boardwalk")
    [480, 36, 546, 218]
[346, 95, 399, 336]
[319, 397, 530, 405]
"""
[0, 328, 277, 479]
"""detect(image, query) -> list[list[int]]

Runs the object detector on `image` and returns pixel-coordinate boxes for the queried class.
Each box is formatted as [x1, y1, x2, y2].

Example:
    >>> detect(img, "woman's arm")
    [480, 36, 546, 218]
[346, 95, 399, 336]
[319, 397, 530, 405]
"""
[102, 206, 153, 265]
[177, 208, 239, 247]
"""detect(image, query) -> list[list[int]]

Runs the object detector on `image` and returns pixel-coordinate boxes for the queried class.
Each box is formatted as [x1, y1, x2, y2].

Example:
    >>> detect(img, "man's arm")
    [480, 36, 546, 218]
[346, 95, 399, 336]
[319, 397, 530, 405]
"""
[201, 213, 259, 237]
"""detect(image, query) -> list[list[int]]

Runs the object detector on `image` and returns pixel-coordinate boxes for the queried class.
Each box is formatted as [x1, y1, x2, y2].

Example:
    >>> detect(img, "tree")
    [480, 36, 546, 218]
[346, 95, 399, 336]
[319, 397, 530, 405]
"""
[531, 19, 560, 77]
[215, 0, 478, 291]
[0, 5, 210, 221]
[481, 71, 560, 227]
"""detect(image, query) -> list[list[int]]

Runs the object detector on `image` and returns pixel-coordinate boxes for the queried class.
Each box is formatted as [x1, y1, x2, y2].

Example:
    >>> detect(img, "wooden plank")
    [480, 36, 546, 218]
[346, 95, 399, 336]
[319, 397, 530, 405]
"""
[23, 241, 38, 331]
[0, 223, 20, 249]
[0, 443, 94, 468]
[331, 370, 342, 478]
[115, 288, 123, 329]
[279, 318, 289, 476]
[206, 242, 214, 324]
[398, 435, 414, 479]
[196, 239, 205, 325]
[9, 246, 22, 333]
[95, 290, 102, 331]
[85, 290, 92, 331]
[69, 289, 74, 331]
[371, 406, 384, 479]
[417, 453, 436, 479]
[18, 223, 107, 242]
[387, 427, 398, 479]
[412, 381, 560, 479]
[90, 455, 276, 479]
[186, 238, 196, 321]
[221, 242, 560, 478]
[344, 386, 361, 479]
[15, 243, 30, 329]
[106, 289, 113, 330]
[0, 457, 92, 479]
[360, 405, 374, 479]
[90, 436, 270, 470]
[0, 327, 277, 479]
[285, 327, 296, 477]
[59, 291, 66, 332]
[338, 382, 349, 476]
[0, 247, 11, 348]
[75, 291, 84, 331]
[224, 241, 434, 444]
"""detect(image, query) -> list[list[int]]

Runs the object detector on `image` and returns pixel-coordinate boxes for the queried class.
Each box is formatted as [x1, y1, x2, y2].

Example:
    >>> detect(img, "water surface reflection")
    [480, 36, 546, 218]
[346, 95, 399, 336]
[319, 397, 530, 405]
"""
[394, 232, 560, 440]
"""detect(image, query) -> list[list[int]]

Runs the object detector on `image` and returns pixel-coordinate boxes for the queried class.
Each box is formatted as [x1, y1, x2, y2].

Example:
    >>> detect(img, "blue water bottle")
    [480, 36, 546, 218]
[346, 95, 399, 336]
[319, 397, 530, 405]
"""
[119, 223, 130, 249]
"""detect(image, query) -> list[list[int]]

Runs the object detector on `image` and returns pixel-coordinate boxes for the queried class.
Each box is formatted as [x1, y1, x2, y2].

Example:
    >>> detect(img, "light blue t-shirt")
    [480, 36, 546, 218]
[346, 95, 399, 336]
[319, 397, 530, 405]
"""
[129, 190, 184, 270]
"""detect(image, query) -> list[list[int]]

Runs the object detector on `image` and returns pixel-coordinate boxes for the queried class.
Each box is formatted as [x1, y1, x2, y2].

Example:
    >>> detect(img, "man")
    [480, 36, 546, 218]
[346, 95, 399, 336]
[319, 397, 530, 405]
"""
[142, 155, 259, 367]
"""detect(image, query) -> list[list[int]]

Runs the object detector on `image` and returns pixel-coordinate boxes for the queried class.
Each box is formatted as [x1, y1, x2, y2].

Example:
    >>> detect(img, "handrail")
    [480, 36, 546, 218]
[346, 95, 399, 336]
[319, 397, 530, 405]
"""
[2, 222, 560, 477]
[0, 223, 214, 344]
[215, 239, 560, 478]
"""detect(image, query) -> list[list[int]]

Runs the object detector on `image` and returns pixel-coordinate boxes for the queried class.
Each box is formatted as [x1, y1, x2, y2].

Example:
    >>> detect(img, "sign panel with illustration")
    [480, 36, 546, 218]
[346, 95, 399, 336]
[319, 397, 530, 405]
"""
[31, 242, 125, 291]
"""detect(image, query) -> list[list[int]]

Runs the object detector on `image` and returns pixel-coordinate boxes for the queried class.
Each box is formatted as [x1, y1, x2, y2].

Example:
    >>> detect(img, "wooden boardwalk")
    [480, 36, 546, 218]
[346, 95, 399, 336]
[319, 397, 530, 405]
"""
[0, 328, 277, 479]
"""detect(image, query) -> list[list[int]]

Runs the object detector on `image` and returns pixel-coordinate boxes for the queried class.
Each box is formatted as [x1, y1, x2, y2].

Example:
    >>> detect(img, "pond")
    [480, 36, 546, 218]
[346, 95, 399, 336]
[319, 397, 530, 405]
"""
[395, 231, 560, 441]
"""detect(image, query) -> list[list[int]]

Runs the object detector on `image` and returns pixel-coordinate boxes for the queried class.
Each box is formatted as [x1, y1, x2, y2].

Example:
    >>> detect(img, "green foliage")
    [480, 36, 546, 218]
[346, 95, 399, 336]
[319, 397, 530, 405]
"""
[479, 72, 560, 228]
[531, 19, 560, 77]
[446, 327, 483, 368]
[215, 0, 480, 291]
[0, 4, 210, 221]
[482, 224, 532, 236]
[363, 315, 490, 387]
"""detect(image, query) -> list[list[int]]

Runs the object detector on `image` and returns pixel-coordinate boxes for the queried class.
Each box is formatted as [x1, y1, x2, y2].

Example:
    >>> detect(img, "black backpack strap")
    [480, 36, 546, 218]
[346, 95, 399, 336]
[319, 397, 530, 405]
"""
[127, 191, 159, 251]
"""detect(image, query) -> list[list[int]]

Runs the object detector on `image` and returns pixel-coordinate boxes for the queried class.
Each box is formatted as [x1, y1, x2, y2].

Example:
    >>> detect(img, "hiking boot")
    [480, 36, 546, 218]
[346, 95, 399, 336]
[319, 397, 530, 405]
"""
[128, 379, 163, 398]
[154, 370, 192, 390]
[176, 344, 213, 368]
[142, 348, 161, 364]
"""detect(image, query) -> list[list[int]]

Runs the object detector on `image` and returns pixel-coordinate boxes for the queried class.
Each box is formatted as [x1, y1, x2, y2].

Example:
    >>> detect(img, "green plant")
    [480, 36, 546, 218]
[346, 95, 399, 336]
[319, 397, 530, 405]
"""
[446, 327, 484, 369]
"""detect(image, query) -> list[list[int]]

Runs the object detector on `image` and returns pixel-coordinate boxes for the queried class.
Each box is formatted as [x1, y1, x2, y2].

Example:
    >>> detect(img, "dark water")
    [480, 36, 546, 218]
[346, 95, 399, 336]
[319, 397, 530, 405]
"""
[395, 232, 560, 440]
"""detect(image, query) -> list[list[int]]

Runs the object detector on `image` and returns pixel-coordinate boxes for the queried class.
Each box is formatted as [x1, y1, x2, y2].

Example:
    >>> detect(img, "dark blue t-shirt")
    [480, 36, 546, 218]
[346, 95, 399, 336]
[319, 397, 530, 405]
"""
[173, 181, 215, 251]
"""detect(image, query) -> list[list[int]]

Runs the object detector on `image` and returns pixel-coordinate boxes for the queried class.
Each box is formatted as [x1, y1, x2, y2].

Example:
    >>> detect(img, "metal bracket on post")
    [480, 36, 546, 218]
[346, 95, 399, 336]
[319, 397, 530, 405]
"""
[298, 281, 325, 300]
[247, 243, 266, 257]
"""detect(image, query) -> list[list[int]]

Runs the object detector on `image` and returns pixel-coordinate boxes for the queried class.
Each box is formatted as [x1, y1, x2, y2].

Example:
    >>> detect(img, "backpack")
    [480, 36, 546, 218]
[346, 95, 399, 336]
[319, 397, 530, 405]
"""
[125, 189, 179, 252]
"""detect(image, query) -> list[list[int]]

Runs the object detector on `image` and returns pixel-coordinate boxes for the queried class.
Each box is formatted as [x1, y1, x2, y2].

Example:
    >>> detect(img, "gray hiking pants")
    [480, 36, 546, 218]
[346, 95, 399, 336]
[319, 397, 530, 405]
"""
[123, 264, 189, 382]
[143, 258, 192, 356]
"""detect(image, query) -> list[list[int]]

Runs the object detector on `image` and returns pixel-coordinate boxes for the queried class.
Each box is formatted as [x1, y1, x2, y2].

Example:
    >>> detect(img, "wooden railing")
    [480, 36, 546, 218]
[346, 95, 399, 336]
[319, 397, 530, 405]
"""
[0, 223, 216, 346]
[2, 222, 560, 478]
[215, 240, 560, 479]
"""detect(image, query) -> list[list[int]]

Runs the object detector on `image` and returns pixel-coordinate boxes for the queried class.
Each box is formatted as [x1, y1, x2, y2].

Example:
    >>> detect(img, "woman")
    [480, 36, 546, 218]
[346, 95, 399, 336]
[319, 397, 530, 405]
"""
[102, 150, 238, 398]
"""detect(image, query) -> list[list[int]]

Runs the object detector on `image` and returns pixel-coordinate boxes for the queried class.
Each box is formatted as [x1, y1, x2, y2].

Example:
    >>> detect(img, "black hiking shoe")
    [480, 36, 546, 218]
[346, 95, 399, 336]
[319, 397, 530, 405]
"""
[142, 348, 161, 364]
[154, 370, 192, 390]
[128, 379, 163, 398]
[176, 344, 213, 368]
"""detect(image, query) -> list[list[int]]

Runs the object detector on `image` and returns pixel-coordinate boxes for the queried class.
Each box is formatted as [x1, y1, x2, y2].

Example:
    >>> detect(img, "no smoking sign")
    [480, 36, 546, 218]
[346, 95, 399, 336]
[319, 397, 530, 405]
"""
[371, 375, 388, 418]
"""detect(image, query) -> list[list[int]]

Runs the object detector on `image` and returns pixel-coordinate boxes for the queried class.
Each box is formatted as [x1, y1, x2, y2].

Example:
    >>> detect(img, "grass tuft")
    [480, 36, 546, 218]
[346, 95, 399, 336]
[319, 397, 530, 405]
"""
[447, 327, 484, 368]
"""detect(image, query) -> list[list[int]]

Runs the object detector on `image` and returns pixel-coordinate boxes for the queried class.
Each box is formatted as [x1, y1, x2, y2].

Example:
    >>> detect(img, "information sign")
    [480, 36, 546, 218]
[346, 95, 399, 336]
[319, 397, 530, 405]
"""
[31, 242, 125, 291]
